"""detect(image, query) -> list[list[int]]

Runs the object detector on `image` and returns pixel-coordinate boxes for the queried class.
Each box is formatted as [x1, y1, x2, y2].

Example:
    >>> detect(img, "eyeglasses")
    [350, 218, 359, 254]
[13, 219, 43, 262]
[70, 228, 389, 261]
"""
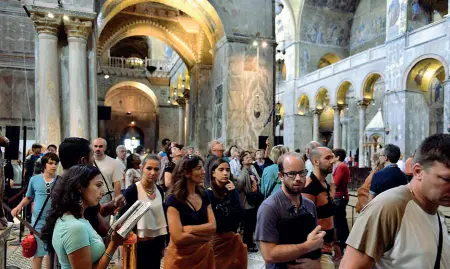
[283, 169, 308, 179]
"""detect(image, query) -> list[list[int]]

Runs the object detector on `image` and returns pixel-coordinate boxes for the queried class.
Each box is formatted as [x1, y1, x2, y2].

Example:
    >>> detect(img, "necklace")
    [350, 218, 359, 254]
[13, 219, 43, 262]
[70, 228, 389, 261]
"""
[143, 183, 156, 200]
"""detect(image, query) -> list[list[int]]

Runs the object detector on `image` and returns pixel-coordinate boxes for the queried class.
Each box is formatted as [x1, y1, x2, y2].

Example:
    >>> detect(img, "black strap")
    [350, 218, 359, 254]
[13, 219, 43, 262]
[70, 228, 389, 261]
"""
[94, 160, 113, 200]
[434, 212, 443, 269]
[267, 177, 279, 197]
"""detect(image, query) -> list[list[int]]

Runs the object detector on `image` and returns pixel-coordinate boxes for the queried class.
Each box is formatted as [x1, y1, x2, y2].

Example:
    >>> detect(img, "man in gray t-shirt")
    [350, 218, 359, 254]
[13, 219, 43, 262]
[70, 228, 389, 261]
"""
[255, 152, 326, 269]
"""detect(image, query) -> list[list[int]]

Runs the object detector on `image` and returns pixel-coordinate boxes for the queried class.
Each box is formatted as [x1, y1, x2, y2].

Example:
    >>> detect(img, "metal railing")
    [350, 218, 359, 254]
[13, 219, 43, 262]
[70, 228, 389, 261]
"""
[107, 56, 172, 72]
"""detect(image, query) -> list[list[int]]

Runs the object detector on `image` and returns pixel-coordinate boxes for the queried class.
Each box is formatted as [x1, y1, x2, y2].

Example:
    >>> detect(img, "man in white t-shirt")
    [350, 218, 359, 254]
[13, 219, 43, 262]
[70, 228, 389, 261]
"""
[92, 138, 123, 205]
[340, 133, 450, 269]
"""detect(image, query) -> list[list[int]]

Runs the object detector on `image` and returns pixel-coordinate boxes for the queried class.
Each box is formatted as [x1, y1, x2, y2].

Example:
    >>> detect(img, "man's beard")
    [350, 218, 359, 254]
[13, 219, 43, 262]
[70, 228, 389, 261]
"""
[319, 163, 332, 176]
[284, 183, 302, 195]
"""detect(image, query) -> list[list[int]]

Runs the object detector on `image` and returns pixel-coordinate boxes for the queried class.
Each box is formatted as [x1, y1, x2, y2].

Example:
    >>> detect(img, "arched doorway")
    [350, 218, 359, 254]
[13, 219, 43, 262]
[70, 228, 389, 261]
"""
[103, 81, 158, 154]
[406, 57, 446, 135]
[122, 126, 145, 152]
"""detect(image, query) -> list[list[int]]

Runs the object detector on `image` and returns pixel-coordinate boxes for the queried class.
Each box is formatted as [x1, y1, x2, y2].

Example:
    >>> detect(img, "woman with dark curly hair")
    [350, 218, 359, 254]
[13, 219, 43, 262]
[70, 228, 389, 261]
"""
[164, 155, 216, 269]
[207, 159, 247, 269]
[41, 165, 125, 269]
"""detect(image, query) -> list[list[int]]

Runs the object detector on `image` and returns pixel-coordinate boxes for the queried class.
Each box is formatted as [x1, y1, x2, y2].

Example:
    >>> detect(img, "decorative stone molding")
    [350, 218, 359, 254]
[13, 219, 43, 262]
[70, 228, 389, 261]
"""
[98, 19, 199, 64]
[356, 98, 371, 108]
[176, 97, 187, 106]
[312, 108, 323, 115]
[30, 12, 61, 36]
[331, 104, 347, 111]
[65, 18, 92, 40]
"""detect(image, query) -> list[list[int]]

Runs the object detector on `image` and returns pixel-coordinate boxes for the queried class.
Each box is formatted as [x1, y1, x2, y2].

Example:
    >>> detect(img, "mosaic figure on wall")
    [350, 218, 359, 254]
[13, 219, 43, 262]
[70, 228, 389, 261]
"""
[388, 0, 401, 27]
[411, 0, 423, 20]
[414, 62, 431, 86]
[430, 76, 443, 104]
[300, 48, 310, 74]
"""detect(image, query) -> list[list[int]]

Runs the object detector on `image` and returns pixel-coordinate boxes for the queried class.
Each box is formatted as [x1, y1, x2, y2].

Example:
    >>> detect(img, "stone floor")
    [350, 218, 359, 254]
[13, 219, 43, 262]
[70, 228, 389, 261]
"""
[6, 193, 450, 268]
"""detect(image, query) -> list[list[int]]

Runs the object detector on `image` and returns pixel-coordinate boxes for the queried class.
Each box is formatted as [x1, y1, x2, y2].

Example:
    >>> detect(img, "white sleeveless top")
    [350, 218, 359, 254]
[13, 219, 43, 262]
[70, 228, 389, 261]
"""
[136, 182, 168, 238]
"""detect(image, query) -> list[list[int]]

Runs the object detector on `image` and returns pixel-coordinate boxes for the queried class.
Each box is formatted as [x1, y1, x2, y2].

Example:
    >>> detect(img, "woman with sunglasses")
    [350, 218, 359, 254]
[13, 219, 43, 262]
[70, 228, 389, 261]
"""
[41, 165, 125, 269]
[11, 152, 59, 269]
[121, 155, 167, 268]
[207, 159, 247, 269]
[164, 155, 216, 269]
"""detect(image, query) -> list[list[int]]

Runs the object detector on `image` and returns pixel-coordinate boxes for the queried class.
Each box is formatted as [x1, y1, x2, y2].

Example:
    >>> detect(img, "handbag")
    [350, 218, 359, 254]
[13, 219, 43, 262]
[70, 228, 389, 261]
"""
[94, 160, 114, 201]
[22, 192, 51, 258]
[245, 170, 264, 207]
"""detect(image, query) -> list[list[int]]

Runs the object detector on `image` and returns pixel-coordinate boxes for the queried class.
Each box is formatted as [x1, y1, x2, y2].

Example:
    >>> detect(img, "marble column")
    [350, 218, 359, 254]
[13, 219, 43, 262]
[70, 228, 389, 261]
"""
[332, 106, 344, 149]
[177, 98, 186, 145]
[341, 119, 348, 152]
[444, 80, 450, 134]
[88, 31, 98, 140]
[357, 100, 369, 168]
[65, 18, 92, 139]
[31, 13, 61, 146]
[185, 102, 190, 145]
[313, 109, 322, 142]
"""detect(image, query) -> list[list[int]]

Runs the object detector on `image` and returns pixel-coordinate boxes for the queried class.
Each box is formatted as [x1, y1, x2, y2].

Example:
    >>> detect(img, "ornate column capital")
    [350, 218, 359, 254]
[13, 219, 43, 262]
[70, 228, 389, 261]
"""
[30, 12, 61, 36]
[183, 89, 190, 100]
[176, 97, 187, 106]
[356, 98, 371, 108]
[312, 109, 323, 115]
[331, 104, 347, 112]
[65, 18, 92, 40]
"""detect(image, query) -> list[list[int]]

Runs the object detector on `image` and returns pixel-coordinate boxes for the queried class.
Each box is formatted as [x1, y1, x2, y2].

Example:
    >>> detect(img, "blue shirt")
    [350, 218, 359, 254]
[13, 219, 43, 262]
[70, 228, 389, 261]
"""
[52, 214, 105, 269]
[260, 164, 281, 198]
[26, 174, 56, 229]
[370, 164, 408, 196]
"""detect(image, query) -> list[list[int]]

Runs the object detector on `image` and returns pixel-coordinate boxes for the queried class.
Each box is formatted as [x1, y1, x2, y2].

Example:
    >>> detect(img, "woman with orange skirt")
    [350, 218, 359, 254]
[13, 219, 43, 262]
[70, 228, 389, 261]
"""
[164, 155, 216, 269]
[207, 159, 247, 269]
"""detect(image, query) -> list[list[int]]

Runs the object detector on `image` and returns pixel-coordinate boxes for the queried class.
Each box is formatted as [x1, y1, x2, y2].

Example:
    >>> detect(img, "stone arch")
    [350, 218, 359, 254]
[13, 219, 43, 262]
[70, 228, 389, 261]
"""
[297, 94, 310, 115]
[318, 53, 341, 69]
[276, 0, 296, 45]
[403, 54, 449, 93]
[97, 0, 226, 50]
[99, 20, 198, 67]
[315, 87, 329, 109]
[105, 81, 159, 114]
[336, 80, 353, 105]
[361, 72, 385, 100]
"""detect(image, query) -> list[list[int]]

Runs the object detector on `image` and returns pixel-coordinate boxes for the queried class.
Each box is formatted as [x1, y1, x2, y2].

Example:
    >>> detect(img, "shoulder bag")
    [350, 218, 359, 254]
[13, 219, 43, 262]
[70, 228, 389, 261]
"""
[94, 160, 114, 201]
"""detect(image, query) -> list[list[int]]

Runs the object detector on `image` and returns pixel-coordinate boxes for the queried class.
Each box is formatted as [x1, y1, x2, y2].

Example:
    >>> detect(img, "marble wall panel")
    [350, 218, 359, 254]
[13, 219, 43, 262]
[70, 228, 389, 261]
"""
[158, 106, 180, 149]
[217, 41, 274, 150]
[405, 91, 429, 156]
[283, 114, 313, 151]
[0, 69, 35, 139]
[210, 0, 273, 37]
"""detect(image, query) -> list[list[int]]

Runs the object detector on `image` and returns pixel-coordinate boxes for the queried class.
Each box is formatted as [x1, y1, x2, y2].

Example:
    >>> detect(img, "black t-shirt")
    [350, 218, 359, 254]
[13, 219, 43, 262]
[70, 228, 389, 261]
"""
[206, 188, 244, 233]
[164, 161, 175, 174]
[165, 192, 210, 226]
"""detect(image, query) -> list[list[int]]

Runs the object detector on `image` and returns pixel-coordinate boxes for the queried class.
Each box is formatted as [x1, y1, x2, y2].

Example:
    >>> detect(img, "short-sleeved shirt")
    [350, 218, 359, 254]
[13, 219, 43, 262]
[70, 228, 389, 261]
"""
[53, 214, 105, 269]
[165, 193, 210, 226]
[347, 185, 450, 269]
[206, 188, 244, 233]
[95, 155, 124, 194]
[26, 174, 56, 229]
[255, 189, 317, 269]
[369, 164, 408, 196]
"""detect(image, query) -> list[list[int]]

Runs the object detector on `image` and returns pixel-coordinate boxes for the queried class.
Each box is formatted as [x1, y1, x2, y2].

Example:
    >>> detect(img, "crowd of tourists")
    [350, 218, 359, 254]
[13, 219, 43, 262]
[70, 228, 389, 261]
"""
[0, 132, 449, 269]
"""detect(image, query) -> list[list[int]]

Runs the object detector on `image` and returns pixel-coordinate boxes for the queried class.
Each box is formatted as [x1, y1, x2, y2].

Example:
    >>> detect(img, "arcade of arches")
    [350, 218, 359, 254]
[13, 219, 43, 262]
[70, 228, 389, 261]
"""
[1, 0, 448, 159]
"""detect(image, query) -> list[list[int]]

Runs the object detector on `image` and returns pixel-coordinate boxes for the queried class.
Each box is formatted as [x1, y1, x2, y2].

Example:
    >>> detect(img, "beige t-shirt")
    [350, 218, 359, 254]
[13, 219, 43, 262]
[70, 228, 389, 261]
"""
[347, 185, 450, 269]
[95, 155, 124, 194]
